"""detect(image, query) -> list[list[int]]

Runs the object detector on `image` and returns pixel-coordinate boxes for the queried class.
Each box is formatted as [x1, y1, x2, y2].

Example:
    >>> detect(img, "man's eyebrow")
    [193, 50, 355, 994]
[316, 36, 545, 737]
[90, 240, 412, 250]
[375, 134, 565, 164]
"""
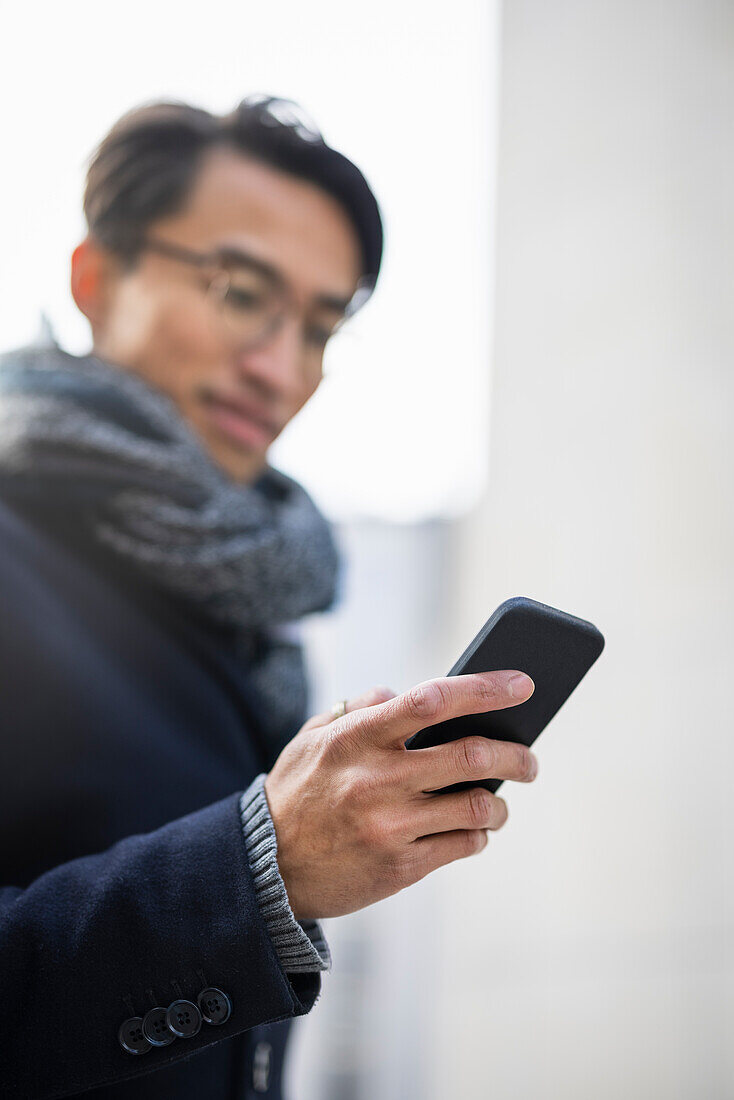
[215, 244, 354, 314]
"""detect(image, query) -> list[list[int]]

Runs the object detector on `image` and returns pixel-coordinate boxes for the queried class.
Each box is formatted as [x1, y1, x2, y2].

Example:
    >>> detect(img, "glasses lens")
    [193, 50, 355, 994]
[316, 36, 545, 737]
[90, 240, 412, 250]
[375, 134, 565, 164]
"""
[208, 265, 282, 345]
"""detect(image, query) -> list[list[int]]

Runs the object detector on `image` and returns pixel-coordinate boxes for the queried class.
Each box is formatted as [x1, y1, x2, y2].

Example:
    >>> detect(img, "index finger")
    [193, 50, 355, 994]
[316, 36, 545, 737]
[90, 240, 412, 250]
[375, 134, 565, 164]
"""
[339, 670, 535, 751]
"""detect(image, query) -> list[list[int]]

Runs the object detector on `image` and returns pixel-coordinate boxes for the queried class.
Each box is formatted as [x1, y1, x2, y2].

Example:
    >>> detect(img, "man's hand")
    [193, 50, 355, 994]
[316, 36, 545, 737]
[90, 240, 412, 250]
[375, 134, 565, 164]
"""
[264, 670, 537, 920]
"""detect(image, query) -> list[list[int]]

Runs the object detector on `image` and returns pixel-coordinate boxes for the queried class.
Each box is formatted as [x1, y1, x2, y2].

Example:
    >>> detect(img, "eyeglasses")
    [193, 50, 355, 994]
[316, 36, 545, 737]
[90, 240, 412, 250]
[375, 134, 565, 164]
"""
[140, 235, 368, 355]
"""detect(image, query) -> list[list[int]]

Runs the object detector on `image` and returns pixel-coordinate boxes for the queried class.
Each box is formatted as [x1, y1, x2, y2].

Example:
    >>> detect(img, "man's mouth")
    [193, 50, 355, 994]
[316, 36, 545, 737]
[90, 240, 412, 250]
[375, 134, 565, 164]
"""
[199, 389, 278, 451]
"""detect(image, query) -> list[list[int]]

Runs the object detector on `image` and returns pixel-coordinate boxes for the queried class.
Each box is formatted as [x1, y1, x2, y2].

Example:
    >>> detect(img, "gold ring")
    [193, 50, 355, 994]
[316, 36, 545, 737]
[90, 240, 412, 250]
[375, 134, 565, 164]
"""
[330, 699, 348, 720]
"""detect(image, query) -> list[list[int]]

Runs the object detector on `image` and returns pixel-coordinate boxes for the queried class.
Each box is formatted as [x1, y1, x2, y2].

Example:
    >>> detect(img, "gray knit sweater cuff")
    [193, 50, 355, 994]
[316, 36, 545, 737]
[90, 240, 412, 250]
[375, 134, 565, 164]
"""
[239, 772, 332, 974]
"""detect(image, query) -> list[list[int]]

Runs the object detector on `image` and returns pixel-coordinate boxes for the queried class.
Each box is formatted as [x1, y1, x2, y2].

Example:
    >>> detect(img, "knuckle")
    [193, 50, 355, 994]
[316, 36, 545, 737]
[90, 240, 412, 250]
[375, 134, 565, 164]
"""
[467, 787, 492, 827]
[358, 811, 392, 852]
[318, 722, 352, 765]
[345, 766, 382, 807]
[405, 681, 445, 722]
[333, 761, 362, 801]
[382, 853, 411, 891]
[455, 736, 491, 779]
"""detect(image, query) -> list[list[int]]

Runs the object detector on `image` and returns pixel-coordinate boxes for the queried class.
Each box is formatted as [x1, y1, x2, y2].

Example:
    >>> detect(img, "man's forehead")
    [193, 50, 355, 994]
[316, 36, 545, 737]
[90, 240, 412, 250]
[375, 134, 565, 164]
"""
[160, 147, 362, 302]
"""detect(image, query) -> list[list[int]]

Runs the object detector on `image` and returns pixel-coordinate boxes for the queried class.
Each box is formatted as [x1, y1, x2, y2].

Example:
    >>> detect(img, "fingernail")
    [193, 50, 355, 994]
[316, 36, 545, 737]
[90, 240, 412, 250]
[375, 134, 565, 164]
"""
[508, 673, 534, 698]
[528, 755, 538, 780]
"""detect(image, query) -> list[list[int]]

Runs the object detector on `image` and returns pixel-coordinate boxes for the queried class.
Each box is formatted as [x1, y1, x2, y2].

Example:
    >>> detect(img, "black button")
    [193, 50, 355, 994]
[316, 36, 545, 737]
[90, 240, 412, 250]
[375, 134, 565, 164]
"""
[118, 1016, 152, 1055]
[197, 987, 232, 1025]
[166, 998, 202, 1038]
[142, 1006, 175, 1046]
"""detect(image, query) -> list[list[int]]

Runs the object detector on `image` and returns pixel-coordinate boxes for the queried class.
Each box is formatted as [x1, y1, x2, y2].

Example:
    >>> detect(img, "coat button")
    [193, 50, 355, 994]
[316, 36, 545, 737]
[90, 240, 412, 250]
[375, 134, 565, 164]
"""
[197, 986, 232, 1025]
[142, 1006, 176, 1046]
[166, 998, 202, 1038]
[118, 1016, 152, 1055]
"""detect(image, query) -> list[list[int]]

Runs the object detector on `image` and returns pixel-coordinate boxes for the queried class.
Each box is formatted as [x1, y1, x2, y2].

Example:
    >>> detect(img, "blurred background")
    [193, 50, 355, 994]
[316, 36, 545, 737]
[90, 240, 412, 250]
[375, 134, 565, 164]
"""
[2, 0, 732, 1097]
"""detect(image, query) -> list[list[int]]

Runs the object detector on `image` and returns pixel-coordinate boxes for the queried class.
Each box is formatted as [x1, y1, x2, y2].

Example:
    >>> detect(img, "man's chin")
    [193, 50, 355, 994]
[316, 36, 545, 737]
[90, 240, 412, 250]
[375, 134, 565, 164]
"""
[185, 421, 264, 484]
[213, 443, 268, 485]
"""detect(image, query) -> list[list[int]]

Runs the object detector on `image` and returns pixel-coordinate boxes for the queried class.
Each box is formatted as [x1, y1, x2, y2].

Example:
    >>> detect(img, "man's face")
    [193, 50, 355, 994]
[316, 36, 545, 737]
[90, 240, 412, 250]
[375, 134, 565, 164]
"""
[78, 148, 362, 483]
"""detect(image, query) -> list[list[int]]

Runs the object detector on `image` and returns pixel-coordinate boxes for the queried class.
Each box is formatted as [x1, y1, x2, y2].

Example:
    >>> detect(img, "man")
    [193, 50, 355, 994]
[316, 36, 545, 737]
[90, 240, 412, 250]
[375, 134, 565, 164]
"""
[0, 95, 538, 1098]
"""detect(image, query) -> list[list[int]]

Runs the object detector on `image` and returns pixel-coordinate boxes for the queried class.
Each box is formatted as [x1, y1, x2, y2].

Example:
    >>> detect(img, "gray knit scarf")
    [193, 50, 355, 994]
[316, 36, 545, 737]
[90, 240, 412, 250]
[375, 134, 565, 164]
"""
[0, 338, 341, 761]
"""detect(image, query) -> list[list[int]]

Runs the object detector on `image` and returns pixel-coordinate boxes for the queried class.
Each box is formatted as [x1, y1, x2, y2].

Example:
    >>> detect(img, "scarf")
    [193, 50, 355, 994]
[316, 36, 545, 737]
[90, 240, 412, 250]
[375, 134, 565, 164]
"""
[0, 337, 342, 762]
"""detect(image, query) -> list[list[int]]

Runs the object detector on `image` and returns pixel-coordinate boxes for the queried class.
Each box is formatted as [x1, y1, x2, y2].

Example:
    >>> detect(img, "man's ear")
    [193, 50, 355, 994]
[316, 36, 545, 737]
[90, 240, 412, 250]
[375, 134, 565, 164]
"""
[70, 237, 119, 331]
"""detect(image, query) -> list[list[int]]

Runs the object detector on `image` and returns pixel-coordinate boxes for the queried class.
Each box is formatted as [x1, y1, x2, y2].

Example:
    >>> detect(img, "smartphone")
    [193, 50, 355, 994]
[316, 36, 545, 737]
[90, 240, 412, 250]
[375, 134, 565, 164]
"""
[404, 596, 605, 794]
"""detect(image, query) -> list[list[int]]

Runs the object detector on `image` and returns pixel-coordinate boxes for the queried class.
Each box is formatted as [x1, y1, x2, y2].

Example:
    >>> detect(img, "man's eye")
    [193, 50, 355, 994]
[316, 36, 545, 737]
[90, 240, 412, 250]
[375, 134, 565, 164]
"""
[226, 287, 263, 312]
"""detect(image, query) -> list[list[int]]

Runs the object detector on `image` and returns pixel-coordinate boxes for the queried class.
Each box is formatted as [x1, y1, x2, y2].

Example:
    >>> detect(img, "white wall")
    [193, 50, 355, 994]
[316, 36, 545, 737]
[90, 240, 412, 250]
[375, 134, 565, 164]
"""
[435, 2, 734, 1097]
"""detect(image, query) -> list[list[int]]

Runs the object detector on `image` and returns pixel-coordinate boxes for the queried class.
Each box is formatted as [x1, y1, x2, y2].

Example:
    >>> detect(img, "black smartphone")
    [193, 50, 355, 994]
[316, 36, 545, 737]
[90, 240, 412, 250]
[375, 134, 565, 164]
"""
[404, 596, 605, 794]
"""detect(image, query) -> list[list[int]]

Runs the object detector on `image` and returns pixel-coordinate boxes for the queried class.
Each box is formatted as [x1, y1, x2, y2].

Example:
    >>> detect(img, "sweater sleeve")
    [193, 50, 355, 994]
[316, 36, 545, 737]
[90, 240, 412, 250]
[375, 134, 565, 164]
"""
[239, 773, 331, 974]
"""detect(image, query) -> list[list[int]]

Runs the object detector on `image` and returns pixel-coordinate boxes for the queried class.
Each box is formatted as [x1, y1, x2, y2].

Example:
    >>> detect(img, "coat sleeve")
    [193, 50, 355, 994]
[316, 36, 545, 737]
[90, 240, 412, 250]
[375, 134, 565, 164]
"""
[240, 772, 332, 974]
[0, 789, 321, 1099]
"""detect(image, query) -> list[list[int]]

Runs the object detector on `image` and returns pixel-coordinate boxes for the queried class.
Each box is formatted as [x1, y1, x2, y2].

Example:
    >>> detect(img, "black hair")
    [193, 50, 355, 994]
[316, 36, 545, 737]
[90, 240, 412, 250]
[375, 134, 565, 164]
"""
[83, 95, 383, 300]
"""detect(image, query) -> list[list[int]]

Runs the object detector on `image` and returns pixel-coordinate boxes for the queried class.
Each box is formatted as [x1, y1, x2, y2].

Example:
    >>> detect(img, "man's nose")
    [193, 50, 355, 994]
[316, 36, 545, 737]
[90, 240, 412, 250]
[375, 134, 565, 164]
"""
[231, 316, 305, 397]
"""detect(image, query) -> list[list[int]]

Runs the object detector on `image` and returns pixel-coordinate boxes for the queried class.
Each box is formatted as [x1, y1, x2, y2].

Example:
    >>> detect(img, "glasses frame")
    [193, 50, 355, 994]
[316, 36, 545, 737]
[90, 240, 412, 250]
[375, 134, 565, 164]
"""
[140, 235, 366, 353]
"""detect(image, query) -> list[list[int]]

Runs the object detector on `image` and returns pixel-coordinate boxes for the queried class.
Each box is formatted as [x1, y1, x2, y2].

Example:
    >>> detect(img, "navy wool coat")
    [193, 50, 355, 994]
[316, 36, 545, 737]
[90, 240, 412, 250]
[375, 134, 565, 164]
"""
[0, 495, 320, 1098]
